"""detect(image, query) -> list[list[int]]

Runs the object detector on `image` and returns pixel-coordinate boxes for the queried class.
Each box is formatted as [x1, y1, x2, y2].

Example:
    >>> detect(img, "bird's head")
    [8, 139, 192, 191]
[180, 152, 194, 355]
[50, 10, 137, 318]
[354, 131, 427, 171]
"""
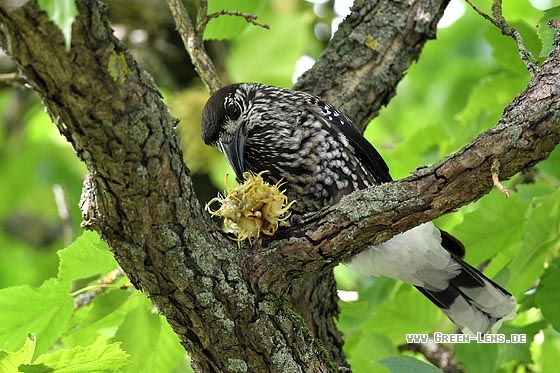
[201, 83, 250, 181]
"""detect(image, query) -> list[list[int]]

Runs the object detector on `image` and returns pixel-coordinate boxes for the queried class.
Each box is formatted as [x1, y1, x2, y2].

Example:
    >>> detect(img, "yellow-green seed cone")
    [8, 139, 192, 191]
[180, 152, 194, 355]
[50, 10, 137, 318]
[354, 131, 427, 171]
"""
[206, 171, 296, 246]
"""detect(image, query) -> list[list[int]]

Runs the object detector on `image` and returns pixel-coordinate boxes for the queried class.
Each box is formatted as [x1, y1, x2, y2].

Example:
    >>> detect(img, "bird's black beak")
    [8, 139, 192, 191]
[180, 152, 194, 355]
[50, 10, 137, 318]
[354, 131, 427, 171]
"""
[218, 129, 247, 182]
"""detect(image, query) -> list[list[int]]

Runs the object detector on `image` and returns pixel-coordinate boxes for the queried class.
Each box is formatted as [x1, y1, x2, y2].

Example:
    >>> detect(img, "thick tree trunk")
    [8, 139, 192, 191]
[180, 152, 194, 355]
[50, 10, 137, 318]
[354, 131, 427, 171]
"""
[1, 0, 559, 372]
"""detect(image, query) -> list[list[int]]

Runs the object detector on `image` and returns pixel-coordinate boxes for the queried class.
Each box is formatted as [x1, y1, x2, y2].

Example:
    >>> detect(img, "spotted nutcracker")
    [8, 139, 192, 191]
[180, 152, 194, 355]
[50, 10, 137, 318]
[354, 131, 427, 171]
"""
[201, 82, 516, 334]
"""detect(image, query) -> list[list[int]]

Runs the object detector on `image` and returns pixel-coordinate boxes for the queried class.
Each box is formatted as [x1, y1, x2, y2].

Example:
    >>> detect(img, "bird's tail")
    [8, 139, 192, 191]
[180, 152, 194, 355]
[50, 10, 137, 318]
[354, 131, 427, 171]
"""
[415, 252, 516, 335]
[346, 223, 516, 334]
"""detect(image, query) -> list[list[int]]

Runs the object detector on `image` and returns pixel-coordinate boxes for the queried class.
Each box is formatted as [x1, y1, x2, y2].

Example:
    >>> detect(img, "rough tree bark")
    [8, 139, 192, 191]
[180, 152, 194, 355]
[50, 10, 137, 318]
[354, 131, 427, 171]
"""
[0, 0, 559, 372]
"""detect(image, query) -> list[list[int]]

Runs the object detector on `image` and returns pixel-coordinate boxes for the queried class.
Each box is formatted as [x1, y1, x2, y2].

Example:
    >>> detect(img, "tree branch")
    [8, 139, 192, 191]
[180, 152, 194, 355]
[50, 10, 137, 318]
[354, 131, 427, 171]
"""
[166, 0, 222, 93]
[247, 41, 560, 293]
[0, 71, 27, 88]
[465, 0, 539, 76]
[294, 0, 450, 130]
[203, 10, 269, 31]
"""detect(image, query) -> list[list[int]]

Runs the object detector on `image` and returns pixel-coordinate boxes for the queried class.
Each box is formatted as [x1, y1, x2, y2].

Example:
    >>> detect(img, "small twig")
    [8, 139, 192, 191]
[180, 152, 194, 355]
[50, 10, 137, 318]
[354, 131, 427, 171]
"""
[167, 0, 268, 94]
[491, 159, 510, 198]
[465, 0, 539, 77]
[204, 10, 269, 31]
[166, 0, 222, 93]
[196, 0, 269, 35]
[197, 0, 209, 35]
[0, 72, 27, 88]
[53, 184, 73, 246]
[73, 268, 127, 309]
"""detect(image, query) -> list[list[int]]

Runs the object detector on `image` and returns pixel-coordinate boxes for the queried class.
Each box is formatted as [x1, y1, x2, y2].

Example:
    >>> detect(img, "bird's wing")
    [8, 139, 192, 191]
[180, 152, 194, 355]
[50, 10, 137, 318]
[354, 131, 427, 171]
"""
[306, 99, 393, 183]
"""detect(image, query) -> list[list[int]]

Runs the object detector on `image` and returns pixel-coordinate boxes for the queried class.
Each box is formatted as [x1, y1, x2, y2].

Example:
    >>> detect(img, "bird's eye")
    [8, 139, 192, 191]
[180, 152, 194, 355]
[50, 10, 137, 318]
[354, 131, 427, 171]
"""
[226, 103, 241, 120]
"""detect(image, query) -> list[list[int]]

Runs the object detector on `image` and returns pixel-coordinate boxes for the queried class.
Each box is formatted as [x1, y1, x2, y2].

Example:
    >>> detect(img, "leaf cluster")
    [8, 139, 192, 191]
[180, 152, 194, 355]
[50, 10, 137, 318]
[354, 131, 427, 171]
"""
[0, 232, 191, 373]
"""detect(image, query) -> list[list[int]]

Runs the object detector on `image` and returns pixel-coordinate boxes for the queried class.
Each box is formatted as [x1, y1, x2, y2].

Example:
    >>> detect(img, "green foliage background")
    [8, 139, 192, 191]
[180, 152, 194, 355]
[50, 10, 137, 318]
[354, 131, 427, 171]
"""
[1, 0, 560, 372]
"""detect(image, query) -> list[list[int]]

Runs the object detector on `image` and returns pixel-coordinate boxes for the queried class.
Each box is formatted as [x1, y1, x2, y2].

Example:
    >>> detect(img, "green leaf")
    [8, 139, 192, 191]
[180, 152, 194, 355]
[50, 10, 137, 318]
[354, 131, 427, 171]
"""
[57, 231, 117, 282]
[510, 20, 542, 63]
[62, 290, 134, 347]
[378, 356, 441, 373]
[508, 190, 560, 296]
[453, 192, 529, 266]
[0, 279, 73, 356]
[204, 0, 267, 40]
[455, 321, 546, 372]
[359, 286, 445, 343]
[338, 300, 372, 336]
[19, 343, 129, 373]
[496, 321, 547, 364]
[0, 333, 36, 372]
[344, 333, 394, 373]
[537, 7, 560, 58]
[447, 73, 529, 155]
[227, 9, 316, 87]
[501, 0, 545, 23]
[484, 23, 527, 74]
[37, 0, 78, 50]
[536, 143, 560, 180]
[64, 291, 188, 371]
[385, 124, 447, 179]
[515, 183, 558, 201]
[148, 316, 189, 372]
[541, 327, 560, 373]
[114, 303, 186, 373]
[536, 257, 560, 331]
[358, 277, 400, 308]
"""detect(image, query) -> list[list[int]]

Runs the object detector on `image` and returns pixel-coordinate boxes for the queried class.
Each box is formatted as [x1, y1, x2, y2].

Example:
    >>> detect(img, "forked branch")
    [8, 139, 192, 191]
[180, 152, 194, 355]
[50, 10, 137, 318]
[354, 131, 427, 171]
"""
[465, 0, 539, 75]
[166, 0, 267, 94]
